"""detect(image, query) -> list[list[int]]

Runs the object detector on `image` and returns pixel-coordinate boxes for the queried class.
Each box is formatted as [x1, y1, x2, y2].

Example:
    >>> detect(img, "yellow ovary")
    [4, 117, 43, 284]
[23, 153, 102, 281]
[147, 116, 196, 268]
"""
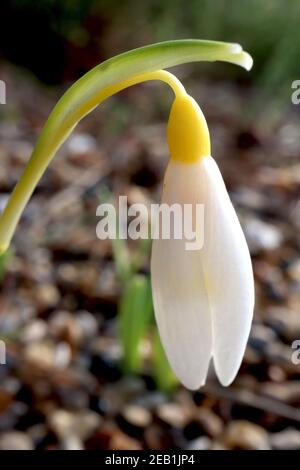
[167, 94, 211, 164]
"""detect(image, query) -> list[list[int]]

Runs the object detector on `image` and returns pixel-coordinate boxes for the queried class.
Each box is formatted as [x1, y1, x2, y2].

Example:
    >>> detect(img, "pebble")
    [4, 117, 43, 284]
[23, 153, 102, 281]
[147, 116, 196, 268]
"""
[287, 259, 300, 282]
[0, 431, 34, 450]
[66, 133, 97, 155]
[58, 387, 89, 410]
[244, 217, 283, 253]
[89, 354, 122, 383]
[24, 340, 71, 369]
[27, 424, 47, 444]
[185, 436, 212, 450]
[117, 376, 147, 399]
[266, 306, 300, 342]
[21, 320, 48, 343]
[264, 342, 294, 368]
[156, 403, 189, 429]
[223, 420, 270, 450]
[134, 392, 167, 410]
[254, 262, 287, 301]
[233, 188, 270, 211]
[35, 283, 60, 310]
[249, 323, 277, 352]
[267, 365, 287, 382]
[55, 342, 72, 368]
[108, 429, 143, 450]
[0, 389, 12, 413]
[119, 405, 152, 436]
[144, 424, 173, 450]
[270, 428, 300, 450]
[24, 341, 56, 369]
[75, 410, 100, 440]
[48, 410, 74, 439]
[260, 381, 300, 405]
[0, 194, 9, 213]
[49, 310, 82, 346]
[61, 436, 84, 450]
[86, 421, 142, 450]
[56, 263, 78, 287]
[49, 409, 100, 441]
[76, 310, 98, 339]
[194, 408, 224, 438]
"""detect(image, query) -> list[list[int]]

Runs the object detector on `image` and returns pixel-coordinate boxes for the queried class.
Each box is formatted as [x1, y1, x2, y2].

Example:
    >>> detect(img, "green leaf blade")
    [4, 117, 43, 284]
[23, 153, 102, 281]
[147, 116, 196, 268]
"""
[118, 274, 153, 374]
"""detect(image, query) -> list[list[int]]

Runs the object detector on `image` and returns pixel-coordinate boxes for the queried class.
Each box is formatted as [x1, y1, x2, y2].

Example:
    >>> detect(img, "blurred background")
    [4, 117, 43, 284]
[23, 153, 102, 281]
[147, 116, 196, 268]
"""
[0, 0, 300, 450]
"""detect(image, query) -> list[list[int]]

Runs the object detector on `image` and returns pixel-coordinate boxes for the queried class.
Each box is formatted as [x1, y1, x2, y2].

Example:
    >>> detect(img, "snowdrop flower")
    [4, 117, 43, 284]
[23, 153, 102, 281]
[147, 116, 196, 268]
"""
[151, 92, 255, 389]
[0, 40, 254, 389]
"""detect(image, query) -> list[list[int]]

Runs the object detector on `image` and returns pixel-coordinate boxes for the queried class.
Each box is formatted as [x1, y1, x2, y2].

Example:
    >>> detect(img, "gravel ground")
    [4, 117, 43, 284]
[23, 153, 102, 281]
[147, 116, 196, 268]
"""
[0, 66, 300, 450]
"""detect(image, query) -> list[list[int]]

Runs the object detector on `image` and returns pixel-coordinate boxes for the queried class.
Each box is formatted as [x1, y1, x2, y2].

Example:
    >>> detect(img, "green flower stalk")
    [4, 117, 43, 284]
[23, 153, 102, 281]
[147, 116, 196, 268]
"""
[0, 39, 254, 390]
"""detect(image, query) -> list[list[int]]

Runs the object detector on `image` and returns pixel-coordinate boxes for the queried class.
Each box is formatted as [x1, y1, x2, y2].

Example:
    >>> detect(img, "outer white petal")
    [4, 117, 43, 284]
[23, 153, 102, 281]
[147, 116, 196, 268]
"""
[151, 161, 212, 390]
[200, 157, 255, 386]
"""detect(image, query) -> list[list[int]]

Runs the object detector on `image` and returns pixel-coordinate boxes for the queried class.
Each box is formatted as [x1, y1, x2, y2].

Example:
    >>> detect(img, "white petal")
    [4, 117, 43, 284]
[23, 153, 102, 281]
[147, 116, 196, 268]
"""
[200, 157, 254, 385]
[151, 161, 212, 390]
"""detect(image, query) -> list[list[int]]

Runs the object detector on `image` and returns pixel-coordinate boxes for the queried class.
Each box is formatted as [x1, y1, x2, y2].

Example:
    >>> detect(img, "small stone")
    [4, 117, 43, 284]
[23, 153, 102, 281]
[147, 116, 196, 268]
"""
[244, 217, 283, 253]
[144, 424, 173, 450]
[58, 387, 89, 410]
[287, 259, 300, 282]
[66, 133, 97, 155]
[0, 194, 9, 213]
[267, 365, 286, 382]
[210, 441, 229, 450]
[134, 392, 167, 410]
[89, 394, 108, 415]
[109, 429, 143, 450]
[156, 403, 189, 429]
[249, 323, 277, 352]
[25, 341, 56, 369]
[194, 408, 224, 438]
[223, 420, 270, 450]
[61, 436, 84, 450]
[264, 342, 293, 367]
[77, 264, 98, 295]
[48, 410, 74, 439]
[185, 436, 212, 450]
[36, 283, 60, 310]
[117, 376, 146, 400]
[270, 428, 300, 450]
[55, 342, 72, 368]
[57, 263, 78, 287]
[260, 381, 300, 406]
[21, 320, 47, 343]
[233, 188, 269, 211]
[254, 262, 287, 302]
[49, 409, 100, 441]
[0, 389, 12, 413]
[120, 405, 152, 436]
[266, 306, 300, 342]
[0, 431, 34, 450]
[27, 424, 47, 444]
[89, 352, 121, 383]
[122, 406, 151, 428]
[75, 410, 100, 441]
[49, 310, 82, 346]
[76, 310, 98, 339]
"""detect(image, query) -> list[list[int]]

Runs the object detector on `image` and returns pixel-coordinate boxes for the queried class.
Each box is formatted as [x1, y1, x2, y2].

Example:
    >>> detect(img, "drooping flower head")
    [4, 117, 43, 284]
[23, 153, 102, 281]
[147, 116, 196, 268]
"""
[152, 92, 254, 389]
[0, 40, 254, 389]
